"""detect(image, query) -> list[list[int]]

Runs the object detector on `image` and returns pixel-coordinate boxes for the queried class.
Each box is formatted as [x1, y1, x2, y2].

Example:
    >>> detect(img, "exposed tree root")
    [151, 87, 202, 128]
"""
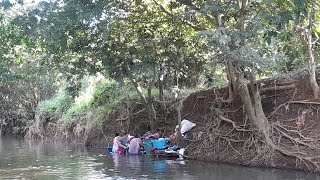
[184, 112, 320, 171]
[218, 115, 252, 132]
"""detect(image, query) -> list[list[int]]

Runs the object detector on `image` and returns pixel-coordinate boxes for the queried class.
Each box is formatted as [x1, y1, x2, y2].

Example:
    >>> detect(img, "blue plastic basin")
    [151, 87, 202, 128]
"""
[152, 139, 166, 149]
[143, 140, 153, 155]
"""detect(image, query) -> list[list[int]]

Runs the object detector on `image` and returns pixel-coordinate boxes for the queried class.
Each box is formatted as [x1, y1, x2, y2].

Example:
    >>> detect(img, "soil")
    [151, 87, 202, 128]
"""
[24, 68, 320, 173]
[178, 69, 320, 172]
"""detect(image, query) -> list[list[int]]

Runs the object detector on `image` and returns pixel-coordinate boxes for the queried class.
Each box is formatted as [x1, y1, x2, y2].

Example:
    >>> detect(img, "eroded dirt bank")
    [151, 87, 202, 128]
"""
[179, 70, 320, 172]
[27, 69, 320, 172]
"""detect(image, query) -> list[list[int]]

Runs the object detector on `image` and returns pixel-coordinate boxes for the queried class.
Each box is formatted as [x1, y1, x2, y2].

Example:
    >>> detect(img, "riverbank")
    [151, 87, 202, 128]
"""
[17, 69, 320, 173]
[90, 69, 320, 172]
[179, 69, 320, 172]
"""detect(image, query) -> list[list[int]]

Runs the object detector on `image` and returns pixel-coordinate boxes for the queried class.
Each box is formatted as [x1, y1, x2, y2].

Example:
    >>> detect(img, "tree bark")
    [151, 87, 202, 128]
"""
[235, 0, 270, 138]
[248, 72, 270, 137]
[307, 0, 319, 99]
[226, 60, 238, 101]
[126, 64, 158, 131]
[158, 62, 164, 103]
[176, 95, 183, 146]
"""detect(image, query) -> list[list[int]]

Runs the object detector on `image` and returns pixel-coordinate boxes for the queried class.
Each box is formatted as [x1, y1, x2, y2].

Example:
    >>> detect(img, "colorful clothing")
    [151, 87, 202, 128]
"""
[143, 131, 159, 140]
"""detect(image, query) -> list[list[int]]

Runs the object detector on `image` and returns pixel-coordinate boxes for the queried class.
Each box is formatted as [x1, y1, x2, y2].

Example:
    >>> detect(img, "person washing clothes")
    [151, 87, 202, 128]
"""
[118, 132, 130, 154]
[169, 126, 179, 144]
[112, 133, 127, 154]
[128, 134, 143, 155]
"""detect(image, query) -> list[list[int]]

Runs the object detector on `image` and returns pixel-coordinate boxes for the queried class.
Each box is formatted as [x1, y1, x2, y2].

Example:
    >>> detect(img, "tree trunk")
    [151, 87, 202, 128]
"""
[147, 88, 157, 131]
[126, 64, 158, 131]
[307, 0, 319, 99]
[176, 95, 183, 146]
[158, 62, 165, 103]
[147, 68, 158, 131]
[237, 71, 270, 139]
[226, 60, 238, 101]
[237, 72, 257, 126]
[238, 0, 247, 46]
[248, 72, 270, 137]
[235, 0, 270, 139]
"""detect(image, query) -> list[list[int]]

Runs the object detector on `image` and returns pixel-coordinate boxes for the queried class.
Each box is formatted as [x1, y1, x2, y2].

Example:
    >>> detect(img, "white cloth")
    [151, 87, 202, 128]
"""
[180, 119, 196, 134]
[112, 136, 119, 153]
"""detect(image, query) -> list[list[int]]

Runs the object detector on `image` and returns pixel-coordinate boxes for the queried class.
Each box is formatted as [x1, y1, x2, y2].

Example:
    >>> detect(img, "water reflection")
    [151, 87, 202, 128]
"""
[0, 136, 320, 180]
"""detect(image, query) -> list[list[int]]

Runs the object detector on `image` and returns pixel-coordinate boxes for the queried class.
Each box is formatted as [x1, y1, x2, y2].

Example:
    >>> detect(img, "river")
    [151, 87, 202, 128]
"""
[0, 136, 319, 180]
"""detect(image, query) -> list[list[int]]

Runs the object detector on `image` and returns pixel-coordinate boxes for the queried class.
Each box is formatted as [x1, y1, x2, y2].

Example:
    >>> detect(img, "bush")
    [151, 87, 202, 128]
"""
[91, 80, 130, 126]
[37, 88, 73, 117]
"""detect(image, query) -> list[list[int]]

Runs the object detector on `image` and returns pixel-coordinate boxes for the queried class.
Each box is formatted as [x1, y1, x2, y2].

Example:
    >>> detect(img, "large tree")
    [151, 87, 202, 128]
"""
[10, 0, 210, 130]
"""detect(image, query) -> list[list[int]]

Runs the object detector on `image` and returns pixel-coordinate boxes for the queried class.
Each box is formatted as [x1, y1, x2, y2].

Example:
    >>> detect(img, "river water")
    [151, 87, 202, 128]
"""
[0, 136, 319, 180]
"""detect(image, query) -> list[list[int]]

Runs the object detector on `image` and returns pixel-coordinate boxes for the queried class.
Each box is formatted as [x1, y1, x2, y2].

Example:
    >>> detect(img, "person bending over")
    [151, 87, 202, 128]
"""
[129, 134, 143, 155]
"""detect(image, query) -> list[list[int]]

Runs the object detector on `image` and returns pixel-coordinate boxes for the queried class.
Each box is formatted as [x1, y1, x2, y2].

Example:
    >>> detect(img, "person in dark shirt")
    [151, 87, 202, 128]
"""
[118, 132, 129, 154]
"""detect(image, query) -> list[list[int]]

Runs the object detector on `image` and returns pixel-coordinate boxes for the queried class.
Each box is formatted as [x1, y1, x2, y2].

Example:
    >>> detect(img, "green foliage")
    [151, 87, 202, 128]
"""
[60, 101, 91, 124]
[91, 81, 124, 106]
[37, 76, 134, 127]
[4, 0, 320, 136]
[37, 87, 73, 117]
[91, 80, 130, 126]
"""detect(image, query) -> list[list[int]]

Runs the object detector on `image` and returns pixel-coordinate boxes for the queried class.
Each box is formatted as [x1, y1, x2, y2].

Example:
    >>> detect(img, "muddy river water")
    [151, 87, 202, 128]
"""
[0, 136, 319, 180]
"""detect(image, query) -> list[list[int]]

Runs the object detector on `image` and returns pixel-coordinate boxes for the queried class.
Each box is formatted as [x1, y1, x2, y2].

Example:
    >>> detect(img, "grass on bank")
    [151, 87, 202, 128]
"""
[36, 75, 215, 130]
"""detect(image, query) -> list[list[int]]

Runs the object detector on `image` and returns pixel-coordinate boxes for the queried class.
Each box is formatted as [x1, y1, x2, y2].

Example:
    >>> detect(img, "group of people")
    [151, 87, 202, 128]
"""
[112, 132, 143, 155]
[111, 128, 164, 155]
[111, 121, 195, 155]
[111, 128, 179, 155]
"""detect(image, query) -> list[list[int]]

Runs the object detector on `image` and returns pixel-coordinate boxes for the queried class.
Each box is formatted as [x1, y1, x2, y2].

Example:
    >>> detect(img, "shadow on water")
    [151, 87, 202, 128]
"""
[0, 135, 320, 179]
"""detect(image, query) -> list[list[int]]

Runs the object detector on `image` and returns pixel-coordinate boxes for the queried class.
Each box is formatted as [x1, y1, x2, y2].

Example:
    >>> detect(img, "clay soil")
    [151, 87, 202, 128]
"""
[44, 69, 320, 173]
[179, 69, 320, 172]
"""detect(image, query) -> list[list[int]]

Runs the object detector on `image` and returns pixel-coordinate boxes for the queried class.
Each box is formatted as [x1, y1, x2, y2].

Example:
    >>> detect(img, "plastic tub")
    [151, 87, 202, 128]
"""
[143, 140, 153, 155]
[152, 138, 166, 149]
[106, 147, 113, 153]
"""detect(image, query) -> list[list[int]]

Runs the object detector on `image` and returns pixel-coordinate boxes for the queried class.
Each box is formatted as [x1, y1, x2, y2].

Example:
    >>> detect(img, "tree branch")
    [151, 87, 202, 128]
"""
[152, 0, 207, 31]
[125, 63, 148, 105]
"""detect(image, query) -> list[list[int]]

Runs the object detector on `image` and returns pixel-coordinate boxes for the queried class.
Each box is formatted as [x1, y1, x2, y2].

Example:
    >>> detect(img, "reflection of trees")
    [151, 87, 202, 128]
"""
[2, 137, 320, 179]
[0, 137, 108, 179]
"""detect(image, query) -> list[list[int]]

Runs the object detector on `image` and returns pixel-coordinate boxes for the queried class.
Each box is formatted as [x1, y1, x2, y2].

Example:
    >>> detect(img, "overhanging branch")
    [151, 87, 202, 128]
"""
[152, 0, 207, 31]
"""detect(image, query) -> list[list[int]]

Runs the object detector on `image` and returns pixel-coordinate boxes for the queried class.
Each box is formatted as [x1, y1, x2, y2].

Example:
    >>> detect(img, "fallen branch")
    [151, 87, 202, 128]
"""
[260, 84, 296, 92]
[267, 97, 320, 118]
[290, 101, 320, 105]
[154, 97, 186, 106]
[272, 143, 319, 171]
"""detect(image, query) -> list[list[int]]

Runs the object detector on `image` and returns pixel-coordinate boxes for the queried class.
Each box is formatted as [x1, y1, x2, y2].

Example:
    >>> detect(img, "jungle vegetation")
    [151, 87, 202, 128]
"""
[1, 0, 320, 170]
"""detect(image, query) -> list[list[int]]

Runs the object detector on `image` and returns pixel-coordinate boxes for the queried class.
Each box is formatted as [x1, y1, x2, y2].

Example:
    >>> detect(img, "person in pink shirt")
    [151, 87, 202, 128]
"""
[128, 134, 143, 155]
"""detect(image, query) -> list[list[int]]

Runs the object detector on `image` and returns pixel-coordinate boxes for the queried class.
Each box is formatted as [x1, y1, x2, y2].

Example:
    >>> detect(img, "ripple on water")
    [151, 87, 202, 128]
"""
[1, 136, 320, 180]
